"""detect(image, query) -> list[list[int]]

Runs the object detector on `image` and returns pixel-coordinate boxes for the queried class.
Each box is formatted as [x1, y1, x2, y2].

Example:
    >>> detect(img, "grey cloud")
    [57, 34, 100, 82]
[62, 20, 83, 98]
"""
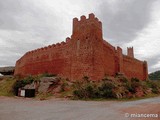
[0, 0, 69, 66]
[98, 0, 156, 45]
[146, 55, 160, 73]
[0, 0, 26, 30]
[0, 0, 63, 40]
[0, 54, 18, 67]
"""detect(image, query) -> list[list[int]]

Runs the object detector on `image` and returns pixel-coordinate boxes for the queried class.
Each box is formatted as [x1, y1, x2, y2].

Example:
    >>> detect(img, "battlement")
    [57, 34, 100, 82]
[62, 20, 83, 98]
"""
[22, 37, 72, 60]
[127, 47, 134, 58]
[123, 54, 142, 63]
[73, 13, 102, 35]
[103, 40, 116, 52]
[116, 46, 123, 54]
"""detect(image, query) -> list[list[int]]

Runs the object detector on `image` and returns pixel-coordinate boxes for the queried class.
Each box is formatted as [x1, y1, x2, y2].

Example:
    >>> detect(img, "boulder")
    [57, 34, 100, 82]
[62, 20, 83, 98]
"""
[38, 77, 60, 93]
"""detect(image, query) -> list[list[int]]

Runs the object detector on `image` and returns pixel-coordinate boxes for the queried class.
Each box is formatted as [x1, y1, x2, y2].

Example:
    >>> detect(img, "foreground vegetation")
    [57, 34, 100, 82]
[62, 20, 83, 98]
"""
[0, 77, 16, 96]
[0, 73, 56, 98]
[0, 74, 160, 100]
[149, 70, 160, 80]
[73, 76, 160, 99]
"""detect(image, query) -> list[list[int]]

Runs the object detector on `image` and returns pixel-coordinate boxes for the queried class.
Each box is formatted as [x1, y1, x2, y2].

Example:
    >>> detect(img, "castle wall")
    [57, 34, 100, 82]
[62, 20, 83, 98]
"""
[103, 41, 116, 76]
[14, 39, 72, 79]
[14, 13, 148, 81]
[123, 55, 146, 80]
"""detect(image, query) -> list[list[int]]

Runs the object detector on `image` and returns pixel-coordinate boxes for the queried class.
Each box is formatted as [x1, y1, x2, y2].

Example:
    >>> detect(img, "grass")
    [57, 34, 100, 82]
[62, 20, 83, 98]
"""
[114, 93, 160, 101]
[60, 90, 74, 98]
[71, 93, 160, 102]
[0, 78, 16, 96]
[36, 92, 53, 100]
[71, 94, 160, 102]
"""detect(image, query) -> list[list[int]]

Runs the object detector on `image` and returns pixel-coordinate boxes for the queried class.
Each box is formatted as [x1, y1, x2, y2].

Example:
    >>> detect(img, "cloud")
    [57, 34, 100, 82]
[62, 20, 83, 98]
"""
[125, 0, 160, 72]
[144, 55, 160, 73]
[98, 0, 156, 46]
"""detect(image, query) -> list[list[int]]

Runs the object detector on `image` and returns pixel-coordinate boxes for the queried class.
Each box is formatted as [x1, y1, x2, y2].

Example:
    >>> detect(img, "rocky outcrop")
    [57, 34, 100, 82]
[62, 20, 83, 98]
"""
[38, 77, 60, 93]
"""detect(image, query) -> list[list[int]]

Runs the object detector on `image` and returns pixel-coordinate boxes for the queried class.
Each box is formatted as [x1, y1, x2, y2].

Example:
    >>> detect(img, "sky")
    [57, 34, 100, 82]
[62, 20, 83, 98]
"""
[0, 0, 160, 73]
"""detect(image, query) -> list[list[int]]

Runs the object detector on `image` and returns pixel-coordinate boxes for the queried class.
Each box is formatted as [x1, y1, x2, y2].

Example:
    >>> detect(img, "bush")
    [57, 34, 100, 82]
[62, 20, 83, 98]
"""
[73, 78, 99, 99]
[40, 73, 57, 77]
[73, 76, 160, 99]
[131, 78, 140, 82]
[73, 90, 84, 99]
[12, 76, 35, 95]
[60, 79, 69, 92]
[145, 80, 160, 94]
[83, 76, 89, 81]
[36, 92, 53, 100]
[98, 81, 116, 98]
[73, 77, 119, 99]
[131, 81, 141, 93]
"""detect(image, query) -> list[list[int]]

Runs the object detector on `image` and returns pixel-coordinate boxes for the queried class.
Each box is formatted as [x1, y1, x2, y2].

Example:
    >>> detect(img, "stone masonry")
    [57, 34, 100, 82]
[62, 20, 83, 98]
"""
[14, 13, 148, 81]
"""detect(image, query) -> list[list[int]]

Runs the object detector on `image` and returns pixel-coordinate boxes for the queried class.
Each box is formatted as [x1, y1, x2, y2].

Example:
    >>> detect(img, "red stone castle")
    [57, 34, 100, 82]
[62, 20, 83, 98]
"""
[14, 13, 148, 80]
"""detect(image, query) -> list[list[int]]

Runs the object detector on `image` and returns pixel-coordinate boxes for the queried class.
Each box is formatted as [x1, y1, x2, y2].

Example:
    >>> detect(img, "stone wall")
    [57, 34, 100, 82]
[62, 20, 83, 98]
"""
[14, 38, 72, 78]
[123, 55, 147, 80]
[14, 13, 148, 81]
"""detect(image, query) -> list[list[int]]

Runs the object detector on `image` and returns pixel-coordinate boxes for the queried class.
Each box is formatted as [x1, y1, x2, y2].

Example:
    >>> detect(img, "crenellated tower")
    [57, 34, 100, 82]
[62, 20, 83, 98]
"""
[127, 47, 134, 58]
[72, 14, 102, 37]
[70, 13, 104, 80]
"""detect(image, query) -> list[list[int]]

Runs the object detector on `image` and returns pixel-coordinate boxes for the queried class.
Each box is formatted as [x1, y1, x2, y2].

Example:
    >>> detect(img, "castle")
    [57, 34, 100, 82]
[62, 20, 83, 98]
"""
[14, 13, 148, 81]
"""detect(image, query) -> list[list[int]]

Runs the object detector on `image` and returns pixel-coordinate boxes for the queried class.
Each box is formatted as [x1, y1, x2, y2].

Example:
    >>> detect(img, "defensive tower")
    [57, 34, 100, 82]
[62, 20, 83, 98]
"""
[127, 47, 134, 58]
[71, 13, 104, 80]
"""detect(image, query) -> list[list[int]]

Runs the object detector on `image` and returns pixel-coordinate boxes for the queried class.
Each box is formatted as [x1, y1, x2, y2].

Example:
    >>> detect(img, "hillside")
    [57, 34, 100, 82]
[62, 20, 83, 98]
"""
[149, 70, 160, 80]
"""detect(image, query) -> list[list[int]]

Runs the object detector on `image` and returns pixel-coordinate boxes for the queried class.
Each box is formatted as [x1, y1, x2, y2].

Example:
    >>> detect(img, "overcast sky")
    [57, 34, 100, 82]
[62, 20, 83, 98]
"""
[0, 0, 160, 73]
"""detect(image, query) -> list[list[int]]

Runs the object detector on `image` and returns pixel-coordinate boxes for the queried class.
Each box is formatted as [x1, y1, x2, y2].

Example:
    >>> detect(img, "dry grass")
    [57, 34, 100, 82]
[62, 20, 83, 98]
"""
[0, 78, 16, 96]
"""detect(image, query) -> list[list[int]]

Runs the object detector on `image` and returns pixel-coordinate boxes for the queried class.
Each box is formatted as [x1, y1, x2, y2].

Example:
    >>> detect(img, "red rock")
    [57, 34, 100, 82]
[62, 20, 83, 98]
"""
[135, 87, 144, 97]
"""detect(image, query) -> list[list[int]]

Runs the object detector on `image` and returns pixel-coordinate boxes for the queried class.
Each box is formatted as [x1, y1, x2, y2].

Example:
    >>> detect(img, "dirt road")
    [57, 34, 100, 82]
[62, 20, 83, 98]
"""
[0, 96, 160, 120]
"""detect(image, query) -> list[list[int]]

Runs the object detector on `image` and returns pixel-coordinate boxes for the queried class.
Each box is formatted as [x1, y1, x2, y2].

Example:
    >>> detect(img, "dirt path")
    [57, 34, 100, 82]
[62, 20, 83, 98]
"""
[0, 96, 160, 120]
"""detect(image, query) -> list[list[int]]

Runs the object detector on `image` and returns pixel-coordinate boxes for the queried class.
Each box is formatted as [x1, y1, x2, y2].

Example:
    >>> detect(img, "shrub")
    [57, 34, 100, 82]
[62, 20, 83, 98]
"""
[40, 73, 57, 77]
[73, 90, 84, 99]
[130, 81, 141, 93]
[36, 92, 53, 100]
[82, 76, 90, 83]
[73, 78, 99, 99]
[73, 77, 119, 99]
[145, 80, 160, 94]
[98, 81, 116, 98]
[12, 76, 35, 95]
[131, 77, 140, 82]
[60, 79, 69, 92]
[73, 76, 160, 100]
[119, 77, 128, 83]
[102, 76, 111, 81]
[85, 84, 97, 98]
